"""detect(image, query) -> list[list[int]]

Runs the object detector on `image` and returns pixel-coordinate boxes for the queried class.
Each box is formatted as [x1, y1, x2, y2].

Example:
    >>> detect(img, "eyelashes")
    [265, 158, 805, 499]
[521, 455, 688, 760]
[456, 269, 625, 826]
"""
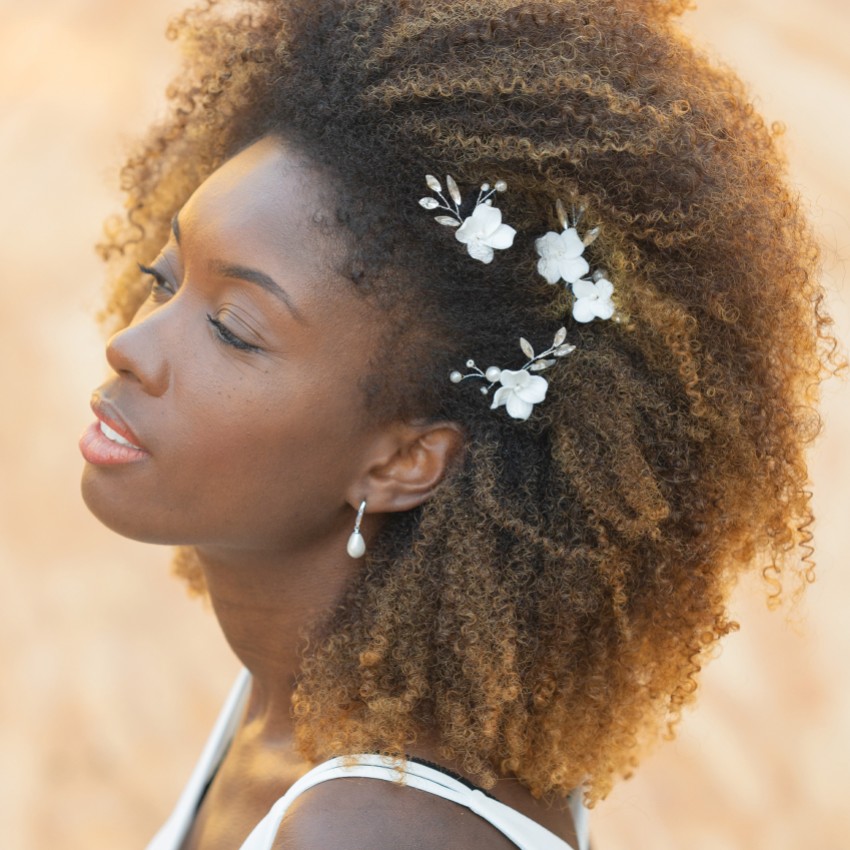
[136, 263, 260, 353]
[138, 262, 174, 297]
[206, 314, 260, 352]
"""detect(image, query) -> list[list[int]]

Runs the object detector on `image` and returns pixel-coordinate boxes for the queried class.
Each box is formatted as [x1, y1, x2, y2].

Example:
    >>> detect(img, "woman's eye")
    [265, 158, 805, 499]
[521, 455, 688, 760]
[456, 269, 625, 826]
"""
[138, 263, 176, 299]
[137, 262, 259, 353]
[206, 314, 261, 352]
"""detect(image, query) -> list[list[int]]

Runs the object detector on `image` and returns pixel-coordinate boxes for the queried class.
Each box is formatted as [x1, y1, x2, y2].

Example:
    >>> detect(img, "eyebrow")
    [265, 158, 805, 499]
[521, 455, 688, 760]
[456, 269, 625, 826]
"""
[209, 259, 304, 321]
[172, 211, 302, 321]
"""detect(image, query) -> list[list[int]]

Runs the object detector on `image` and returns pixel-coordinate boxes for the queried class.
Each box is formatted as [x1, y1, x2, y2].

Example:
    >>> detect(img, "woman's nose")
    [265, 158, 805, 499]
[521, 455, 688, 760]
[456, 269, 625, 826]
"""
[105, 312, 171, 397]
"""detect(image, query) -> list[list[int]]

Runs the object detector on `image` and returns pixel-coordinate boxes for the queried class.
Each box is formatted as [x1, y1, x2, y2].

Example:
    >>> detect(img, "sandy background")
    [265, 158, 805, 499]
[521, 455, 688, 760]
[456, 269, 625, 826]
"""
[0, 1, 847, 848]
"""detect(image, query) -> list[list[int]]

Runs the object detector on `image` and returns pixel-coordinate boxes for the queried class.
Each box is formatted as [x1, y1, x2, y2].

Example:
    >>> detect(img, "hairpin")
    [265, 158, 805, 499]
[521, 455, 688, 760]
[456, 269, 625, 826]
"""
[535, 199, 615, 323]
[418, 178, 617, 420]
[450, 327, 576, 420]
[419, 174, 516, 263]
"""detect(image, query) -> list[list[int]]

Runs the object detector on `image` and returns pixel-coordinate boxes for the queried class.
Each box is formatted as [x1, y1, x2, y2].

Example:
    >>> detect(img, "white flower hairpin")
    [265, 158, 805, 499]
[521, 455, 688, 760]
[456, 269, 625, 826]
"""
[417, 179, 618, 420]
[535, 199, 615, 323]
[419, 174, 516, 263]
[449, 327, 576, 421]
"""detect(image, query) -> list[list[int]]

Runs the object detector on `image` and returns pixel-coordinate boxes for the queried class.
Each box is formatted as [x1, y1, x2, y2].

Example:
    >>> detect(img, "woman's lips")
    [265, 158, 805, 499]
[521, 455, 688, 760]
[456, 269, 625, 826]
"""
[79, 396, 151, 465]
[79, 421, 150, 465]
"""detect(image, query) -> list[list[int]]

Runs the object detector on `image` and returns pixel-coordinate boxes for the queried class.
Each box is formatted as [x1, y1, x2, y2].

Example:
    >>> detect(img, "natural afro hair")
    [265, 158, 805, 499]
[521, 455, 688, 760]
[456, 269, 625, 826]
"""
[99, 0, 839, 804]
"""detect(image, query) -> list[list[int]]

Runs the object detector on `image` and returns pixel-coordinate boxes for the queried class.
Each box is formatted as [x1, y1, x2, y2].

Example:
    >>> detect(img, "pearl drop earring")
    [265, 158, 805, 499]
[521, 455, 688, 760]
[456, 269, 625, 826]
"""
[346, 499, 367, 558]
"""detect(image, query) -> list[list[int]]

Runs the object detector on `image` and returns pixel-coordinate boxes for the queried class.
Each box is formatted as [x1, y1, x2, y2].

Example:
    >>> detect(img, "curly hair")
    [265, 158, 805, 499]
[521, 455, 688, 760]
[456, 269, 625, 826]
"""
[98, 0, 838, 804]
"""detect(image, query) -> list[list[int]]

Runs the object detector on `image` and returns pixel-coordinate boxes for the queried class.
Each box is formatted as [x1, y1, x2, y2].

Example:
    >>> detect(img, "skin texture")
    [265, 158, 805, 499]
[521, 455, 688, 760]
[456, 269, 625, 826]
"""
[85, 137, 462, 557]
[92, 0, 839, 841]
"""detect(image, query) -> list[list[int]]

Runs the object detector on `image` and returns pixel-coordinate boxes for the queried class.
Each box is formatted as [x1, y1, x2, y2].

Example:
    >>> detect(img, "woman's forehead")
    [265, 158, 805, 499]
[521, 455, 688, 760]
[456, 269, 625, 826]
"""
[177, 136, 349, 310]
[180, 138, 321, 250]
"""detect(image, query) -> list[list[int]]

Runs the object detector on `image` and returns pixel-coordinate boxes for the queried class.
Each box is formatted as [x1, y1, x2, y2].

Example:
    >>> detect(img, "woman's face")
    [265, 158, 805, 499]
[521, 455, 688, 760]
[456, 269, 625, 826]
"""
[81, 136, 389, 557]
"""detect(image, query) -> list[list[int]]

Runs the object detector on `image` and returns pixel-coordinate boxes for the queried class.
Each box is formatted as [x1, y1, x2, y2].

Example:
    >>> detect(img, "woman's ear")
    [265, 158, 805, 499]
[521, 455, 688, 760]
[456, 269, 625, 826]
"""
[348, 420, 465, 513]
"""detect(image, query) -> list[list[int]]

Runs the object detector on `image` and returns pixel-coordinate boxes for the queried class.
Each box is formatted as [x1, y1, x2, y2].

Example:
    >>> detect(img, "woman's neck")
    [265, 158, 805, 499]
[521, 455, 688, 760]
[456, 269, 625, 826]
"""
[193, 540, 358, 742]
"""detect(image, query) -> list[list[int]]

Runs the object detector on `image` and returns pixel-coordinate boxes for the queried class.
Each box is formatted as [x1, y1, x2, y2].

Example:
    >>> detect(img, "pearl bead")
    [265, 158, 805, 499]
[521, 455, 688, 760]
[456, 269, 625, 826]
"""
[450, 371, 463, 383]
[466, 359, 475, 368]
[485, 366, 501, 382]
[346, 531, 366, 558]
[495, 180, 507, 193]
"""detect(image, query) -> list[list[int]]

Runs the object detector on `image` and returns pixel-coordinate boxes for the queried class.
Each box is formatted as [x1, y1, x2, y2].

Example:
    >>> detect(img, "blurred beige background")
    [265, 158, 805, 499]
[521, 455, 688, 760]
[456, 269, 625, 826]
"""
[0, 1, 847, 848]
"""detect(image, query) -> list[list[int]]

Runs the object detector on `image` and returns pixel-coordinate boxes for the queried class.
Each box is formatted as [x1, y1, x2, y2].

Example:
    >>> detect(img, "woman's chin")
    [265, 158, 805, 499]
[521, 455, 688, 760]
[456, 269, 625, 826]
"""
[80, 465, 186, 545]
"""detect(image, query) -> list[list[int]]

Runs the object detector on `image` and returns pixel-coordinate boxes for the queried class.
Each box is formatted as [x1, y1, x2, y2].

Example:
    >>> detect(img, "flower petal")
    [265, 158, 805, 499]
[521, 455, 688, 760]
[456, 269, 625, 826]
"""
[535, 231, 562, 257]
[537, 256, 563, 285]
[559, 227, 586, 258]
[559, 255, 590, 284]
[594, 299, 615, 320]
[497, 368, 525, 388]
[571, 279, 596, 299]
[572, 297, 597, 323]
[491, 386, 511, 410]
[505, 393, 534, 420]
[595, 277, 614, 298]
[454, 216, 477, 244]
[466, 241, 495, 263]
[484, 223, 516, 250]
[514, 374, 548, 403]
[469, 203, 503, 235]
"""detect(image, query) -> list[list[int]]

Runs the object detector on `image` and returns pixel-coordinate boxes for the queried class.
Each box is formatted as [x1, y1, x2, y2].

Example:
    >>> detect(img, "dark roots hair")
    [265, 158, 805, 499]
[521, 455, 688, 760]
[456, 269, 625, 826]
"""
[99, 0, 838, 804]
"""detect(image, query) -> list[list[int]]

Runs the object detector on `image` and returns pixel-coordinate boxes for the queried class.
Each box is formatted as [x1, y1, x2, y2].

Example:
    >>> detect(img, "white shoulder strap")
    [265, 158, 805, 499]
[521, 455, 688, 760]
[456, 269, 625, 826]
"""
[239, 754, 587, 850]
[145, 668, 252, 850]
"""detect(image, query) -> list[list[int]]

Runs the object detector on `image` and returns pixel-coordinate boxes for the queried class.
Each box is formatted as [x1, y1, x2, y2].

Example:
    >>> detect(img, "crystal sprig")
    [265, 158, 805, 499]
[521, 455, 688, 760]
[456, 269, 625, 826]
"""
[450, 327, 576, 396]
[555, 198, 600, 247]
[419, 174, 508, 228]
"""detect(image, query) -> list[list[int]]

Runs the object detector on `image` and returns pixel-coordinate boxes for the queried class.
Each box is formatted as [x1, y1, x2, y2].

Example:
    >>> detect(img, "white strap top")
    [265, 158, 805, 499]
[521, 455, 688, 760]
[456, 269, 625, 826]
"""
[146, 669, 589, 850]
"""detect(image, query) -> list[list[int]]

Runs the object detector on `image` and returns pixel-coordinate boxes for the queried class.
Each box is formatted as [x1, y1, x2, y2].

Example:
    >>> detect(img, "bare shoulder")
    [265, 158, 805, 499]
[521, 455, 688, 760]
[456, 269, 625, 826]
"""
[272, 775, 520, 850]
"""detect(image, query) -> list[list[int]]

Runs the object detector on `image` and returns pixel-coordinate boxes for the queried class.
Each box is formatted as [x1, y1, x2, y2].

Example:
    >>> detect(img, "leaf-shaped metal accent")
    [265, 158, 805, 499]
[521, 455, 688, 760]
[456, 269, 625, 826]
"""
[553, 327, 567, 346]
[426, 174, 442, 192]
[555, 199, 569, 231]
[519, 337, 535, 359]
[535, 358, 557, 371]
[583, 226, 600, 246]
[419, 197, 440, 209]
[434, 215, 460, 227]
[554, 344, 576, 357]
[446, 174, 462, 205]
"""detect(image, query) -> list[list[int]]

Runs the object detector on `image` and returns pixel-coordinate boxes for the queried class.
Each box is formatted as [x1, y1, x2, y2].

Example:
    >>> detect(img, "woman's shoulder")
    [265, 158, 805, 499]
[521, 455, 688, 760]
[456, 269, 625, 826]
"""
[264, 754, 581, 850]
[272, 774, 521, 850]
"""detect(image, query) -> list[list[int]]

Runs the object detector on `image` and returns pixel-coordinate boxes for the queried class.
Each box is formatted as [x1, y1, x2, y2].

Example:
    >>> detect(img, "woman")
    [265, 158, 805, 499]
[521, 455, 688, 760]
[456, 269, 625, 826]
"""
[80, 0, 835, 847]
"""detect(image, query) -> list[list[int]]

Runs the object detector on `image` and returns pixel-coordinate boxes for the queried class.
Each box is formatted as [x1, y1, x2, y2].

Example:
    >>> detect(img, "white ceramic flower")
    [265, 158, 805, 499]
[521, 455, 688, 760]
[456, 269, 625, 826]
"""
[571, 277, 615, 323]
[534, 227, 590, 285]
[454, 204, 517, 264]
[490, 369, 549, 420]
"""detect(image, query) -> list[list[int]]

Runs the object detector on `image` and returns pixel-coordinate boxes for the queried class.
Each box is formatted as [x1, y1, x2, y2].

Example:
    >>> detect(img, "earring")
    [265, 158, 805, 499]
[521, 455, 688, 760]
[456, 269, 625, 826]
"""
[346, 499, 367, 559]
